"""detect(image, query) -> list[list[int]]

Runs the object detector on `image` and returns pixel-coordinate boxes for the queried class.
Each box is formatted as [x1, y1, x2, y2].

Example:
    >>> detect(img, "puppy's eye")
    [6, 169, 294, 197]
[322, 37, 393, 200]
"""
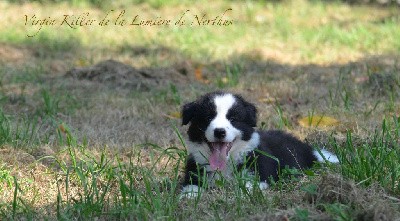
[229, 116, 237, 122]
[206, 114, 215, 121]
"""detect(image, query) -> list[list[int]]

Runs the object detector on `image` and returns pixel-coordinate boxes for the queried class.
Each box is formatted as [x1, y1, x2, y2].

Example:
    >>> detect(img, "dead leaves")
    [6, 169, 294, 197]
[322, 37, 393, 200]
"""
[58, 124, 66, 133]
[194, 65, 209, 84]
[258, 96, 277, 104]
[74, 58, 89, 67]
[298, 115, 340, 128]
[164, 111, 181, 119]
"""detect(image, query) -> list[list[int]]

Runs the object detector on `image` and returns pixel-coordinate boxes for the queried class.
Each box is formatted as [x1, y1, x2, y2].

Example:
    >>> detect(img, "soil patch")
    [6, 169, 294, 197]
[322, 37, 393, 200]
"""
[65, 59, 192, 90]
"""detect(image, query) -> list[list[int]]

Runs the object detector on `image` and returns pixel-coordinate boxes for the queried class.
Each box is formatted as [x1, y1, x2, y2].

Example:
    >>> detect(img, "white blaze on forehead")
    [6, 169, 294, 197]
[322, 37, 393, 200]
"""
[214, 94, 236, 116]
[205, 94, 241, 142]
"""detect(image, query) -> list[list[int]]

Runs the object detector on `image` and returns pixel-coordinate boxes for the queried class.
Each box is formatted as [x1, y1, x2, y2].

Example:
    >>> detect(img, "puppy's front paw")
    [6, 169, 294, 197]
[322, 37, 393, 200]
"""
[245, 181, 269, 192]
[180, 185, 200, 199]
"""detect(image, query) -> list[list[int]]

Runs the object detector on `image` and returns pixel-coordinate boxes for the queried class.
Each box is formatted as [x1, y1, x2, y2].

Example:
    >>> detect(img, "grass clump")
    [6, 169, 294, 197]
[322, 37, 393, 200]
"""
[51, 140, 186, 220]
[0, 109, 44, 147]
[334, 116, 400, 194]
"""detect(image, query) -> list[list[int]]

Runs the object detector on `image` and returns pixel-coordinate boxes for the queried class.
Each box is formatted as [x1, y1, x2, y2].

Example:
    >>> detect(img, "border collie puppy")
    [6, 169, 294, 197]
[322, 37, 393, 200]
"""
[181, 91, 338, 198]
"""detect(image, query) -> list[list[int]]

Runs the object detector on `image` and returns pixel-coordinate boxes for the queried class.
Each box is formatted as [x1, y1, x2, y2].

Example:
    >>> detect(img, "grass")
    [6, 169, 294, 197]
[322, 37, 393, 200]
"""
[0, 109, 43, 147]
[334, 117, 400, 193]
[0, 0, 400, 219]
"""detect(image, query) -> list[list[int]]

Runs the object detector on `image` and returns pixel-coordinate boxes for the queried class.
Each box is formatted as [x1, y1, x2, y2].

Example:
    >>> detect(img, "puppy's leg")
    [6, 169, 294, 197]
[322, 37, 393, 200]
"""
[245, 181, 269, 191]
[180, 155, 206, 199]
[180, 185, 200, 199]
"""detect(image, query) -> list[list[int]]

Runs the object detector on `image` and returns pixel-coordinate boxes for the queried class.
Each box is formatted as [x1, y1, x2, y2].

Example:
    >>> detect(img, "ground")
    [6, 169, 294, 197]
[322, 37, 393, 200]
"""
[0, 0, 399, 220]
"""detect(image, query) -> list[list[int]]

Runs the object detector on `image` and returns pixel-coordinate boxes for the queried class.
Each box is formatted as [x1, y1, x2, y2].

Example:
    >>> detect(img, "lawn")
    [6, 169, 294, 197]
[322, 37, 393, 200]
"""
[0, 0, 400, 220]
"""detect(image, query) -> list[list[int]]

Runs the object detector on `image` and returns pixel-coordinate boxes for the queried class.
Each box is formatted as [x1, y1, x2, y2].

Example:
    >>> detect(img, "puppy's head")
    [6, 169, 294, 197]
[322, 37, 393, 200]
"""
[182, 92, 257, 171]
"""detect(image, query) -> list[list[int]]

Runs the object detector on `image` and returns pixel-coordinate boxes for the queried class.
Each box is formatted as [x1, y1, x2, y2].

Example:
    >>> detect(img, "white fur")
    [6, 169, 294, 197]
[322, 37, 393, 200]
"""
[313, 149, 339, 163]
[186, 140, 210, 167]
[205, 94, 241, 142]
[185, 132, 260, 188]
[229, 132, 260, 164]
[245, 181, 269, 191]
[180, 185, 200, 199]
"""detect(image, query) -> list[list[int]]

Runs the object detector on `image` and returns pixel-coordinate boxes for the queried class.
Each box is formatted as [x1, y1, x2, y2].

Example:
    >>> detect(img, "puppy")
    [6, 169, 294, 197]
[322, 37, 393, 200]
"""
[181, 91, 338, 197]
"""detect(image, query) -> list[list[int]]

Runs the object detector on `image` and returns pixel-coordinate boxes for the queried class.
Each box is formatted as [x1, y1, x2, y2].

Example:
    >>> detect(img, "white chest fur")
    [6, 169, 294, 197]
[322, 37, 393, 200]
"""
[186, 132, 260, 186]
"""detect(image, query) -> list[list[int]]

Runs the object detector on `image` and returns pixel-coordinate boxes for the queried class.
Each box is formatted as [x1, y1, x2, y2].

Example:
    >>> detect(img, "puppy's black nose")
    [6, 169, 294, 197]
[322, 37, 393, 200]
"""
[214, 128, 226, 139]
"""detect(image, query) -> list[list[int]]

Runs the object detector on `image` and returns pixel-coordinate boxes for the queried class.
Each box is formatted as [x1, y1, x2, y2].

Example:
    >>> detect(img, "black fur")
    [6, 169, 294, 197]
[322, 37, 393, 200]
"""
[183, 92, 228, 143]
[183, 154, 206, 187]
[243, 130, 317, 182]
[226, 96, 257, 141]
[181, 92, 319, 188]
[182, 102, 197, 126]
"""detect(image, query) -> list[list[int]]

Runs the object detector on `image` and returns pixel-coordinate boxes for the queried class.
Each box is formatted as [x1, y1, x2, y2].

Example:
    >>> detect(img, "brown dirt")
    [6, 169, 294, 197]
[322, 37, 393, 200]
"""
[0, 147, 36, 165]
[65, 59, 193, 90]
[0, 43, 33, 64]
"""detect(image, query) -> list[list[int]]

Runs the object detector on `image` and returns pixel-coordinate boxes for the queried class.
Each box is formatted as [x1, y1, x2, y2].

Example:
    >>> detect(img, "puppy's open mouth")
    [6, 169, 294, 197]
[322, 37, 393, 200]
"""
[207, 140, 234, 171]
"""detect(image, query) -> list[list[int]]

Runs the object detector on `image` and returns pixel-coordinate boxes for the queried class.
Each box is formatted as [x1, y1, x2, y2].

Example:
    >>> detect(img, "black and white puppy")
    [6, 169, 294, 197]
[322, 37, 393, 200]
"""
[181, 91, 338, 197]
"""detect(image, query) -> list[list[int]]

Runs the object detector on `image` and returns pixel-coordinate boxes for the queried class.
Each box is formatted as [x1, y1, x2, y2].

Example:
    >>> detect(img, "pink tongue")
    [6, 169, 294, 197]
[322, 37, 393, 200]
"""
[209, 143, 228, 171]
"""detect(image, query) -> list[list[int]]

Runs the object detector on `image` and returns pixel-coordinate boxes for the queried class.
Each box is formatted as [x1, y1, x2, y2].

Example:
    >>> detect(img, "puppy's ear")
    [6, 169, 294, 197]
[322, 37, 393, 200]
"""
[245, 101, 257, 127]
[182, 102, 198, 125]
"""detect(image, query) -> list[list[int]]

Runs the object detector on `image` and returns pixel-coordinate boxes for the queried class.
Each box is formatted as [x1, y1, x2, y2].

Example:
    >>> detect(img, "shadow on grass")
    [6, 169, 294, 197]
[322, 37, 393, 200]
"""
[1, 31, 81, 62]
[1, 41, 399, 142]
[1, 40, 399, 131]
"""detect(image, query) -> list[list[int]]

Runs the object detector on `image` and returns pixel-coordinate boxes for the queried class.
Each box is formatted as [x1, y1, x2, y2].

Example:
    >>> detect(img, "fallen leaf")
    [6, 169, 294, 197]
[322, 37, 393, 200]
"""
[258, 97, 277, 104]
[74, 58, 88, 67]
[194, 65, 209, 84]
[369, 65, 381, 73]
[58, 124, 66, 133]
[298, 115, 339, 128]
[164, 111, 181, 119]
